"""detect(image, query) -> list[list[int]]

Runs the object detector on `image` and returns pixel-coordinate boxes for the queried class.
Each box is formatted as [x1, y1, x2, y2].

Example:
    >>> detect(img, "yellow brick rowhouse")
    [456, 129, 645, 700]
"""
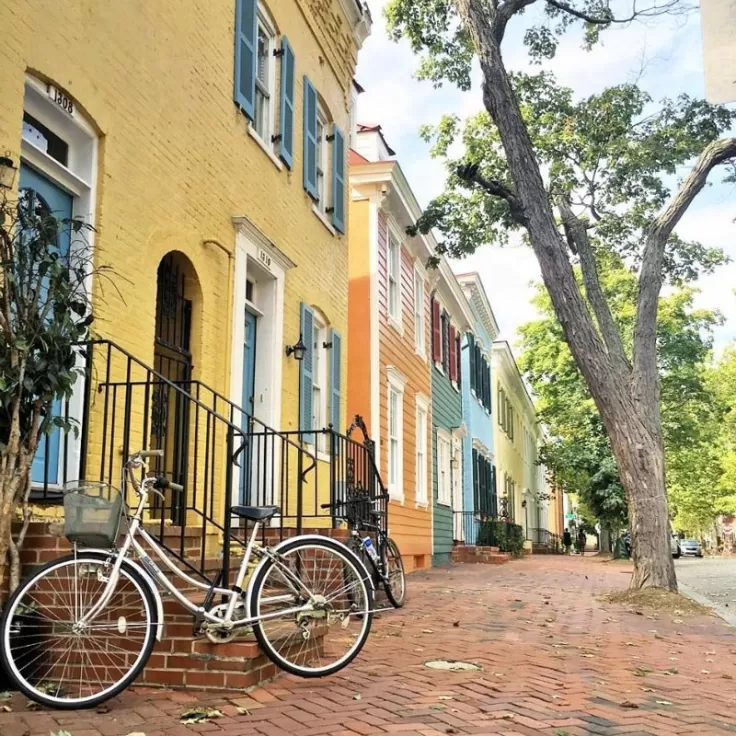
[0, 0, 371, 540]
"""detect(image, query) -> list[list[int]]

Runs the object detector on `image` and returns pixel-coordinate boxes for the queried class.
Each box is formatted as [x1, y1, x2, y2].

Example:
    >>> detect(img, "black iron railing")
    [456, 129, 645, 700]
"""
[28, 340, 386, 586]
[528, 527, 563, 553]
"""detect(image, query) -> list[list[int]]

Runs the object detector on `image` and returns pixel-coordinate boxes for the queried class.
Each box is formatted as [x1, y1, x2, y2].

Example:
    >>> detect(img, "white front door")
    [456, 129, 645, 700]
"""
[452, 436, 464, 541]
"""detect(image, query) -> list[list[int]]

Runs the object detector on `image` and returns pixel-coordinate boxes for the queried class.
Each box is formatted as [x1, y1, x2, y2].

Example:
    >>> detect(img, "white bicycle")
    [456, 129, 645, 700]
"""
[0, 450, 374, 709]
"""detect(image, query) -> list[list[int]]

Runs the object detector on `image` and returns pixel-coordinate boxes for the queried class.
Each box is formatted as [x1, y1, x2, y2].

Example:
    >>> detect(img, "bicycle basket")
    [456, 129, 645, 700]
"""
[63, 482, 124, 548]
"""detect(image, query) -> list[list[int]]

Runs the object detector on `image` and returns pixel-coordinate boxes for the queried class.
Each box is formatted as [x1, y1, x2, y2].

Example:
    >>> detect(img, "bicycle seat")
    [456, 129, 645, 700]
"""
[231, 505, 280, 521]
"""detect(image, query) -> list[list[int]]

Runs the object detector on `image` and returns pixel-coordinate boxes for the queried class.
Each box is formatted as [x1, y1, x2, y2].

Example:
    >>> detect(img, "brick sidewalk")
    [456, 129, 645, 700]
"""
[3, 556, 736, 736]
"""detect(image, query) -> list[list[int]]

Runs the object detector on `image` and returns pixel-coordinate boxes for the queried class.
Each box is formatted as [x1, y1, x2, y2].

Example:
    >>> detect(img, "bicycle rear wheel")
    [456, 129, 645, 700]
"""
[0, 553, 157, 709]
[250, 537, 373, 677]
[382, 537, 407, 608]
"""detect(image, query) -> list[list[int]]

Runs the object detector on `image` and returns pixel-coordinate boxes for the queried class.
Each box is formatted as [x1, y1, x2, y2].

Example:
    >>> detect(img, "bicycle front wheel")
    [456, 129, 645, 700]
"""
[250, 537, 373, 677]
[0, 553, 157, 709]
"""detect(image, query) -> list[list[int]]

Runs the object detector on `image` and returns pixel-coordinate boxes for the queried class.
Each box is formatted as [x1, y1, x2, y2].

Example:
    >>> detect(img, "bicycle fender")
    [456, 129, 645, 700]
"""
[244, 534, 376, 614]
[84, 549, 165, 642]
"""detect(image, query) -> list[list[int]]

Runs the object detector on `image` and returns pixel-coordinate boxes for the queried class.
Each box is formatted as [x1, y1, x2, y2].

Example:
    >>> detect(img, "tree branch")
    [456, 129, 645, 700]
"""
[633, 137, 736, 428]
[557, 197, 631, 376]
[546, 0, 694, 24]
[494, 0, 538, 41]
[456, 162, 529, 225]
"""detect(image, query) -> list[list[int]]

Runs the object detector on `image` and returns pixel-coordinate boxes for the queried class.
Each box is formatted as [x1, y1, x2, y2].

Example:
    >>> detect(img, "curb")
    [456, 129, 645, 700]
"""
[678, 581, 736, 628]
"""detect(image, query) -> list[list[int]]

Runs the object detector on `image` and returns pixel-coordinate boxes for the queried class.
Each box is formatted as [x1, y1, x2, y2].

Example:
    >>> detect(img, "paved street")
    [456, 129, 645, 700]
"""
[3, 555, 736, 736]
[676, 556, 736, 608]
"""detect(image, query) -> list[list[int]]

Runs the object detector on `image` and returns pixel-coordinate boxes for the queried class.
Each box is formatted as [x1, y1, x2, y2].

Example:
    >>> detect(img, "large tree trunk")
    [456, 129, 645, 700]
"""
[606, 406, 677, 589]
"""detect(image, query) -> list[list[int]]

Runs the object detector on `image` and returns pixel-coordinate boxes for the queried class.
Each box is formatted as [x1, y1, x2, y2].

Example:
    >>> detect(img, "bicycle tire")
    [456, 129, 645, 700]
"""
[382, 537, 407, 608]
[250, 536, 373, 677]
[0, 552, 158, 710]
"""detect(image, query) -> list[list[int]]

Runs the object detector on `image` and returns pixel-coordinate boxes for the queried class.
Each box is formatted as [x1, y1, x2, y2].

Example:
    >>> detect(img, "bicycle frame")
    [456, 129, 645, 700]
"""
[78, 462, 320, 632]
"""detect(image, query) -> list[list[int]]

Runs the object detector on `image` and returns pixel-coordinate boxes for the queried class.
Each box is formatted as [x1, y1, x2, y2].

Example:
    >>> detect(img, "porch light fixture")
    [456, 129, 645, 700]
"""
[285, 334, 307, 361]
[0, 154, 16, 189]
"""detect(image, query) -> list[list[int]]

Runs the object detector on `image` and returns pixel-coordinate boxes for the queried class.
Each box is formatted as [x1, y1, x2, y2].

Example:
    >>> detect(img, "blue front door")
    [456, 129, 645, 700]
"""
[20, 164, 73, 486]
[240, 310, 257, 504]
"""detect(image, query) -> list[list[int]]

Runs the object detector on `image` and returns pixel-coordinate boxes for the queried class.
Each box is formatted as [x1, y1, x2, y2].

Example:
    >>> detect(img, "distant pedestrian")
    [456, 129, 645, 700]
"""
[577, 528, 587, 556]
[563, 529, 572, 555]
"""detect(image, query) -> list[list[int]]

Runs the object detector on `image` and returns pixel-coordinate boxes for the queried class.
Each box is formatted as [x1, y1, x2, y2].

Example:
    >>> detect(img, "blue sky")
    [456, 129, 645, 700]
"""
[355, 2, 736, 351]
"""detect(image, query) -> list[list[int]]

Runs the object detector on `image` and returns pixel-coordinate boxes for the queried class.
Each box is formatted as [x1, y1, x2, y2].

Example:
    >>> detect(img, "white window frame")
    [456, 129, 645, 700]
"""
[311, 309, 329, 454]
[414, 266, 426, 358]
[252, 7, 277, 150]
[387, 228, 402, 328]
[315, 102, 330, 214]
[387, 367, 407, 502]
[437, 428, 452, 506]
[415, 395, 429, 506]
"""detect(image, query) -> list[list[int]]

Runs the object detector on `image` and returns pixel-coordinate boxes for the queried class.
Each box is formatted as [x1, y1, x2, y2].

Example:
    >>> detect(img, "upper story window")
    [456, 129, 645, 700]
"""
[253, 8, 276, 143]
[431, 297, 461, 383]
[468, 334, 491, 412]
[414, 267, 425, 357]
[302, 80, 346, 233]
[498, 384, 515, 441]
[388, 230, 401, 324]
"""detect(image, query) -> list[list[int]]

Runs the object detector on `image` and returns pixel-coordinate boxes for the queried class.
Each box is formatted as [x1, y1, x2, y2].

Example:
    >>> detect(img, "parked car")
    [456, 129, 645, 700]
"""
[621, 532, 680, 559]
[680, 539, 703, 557]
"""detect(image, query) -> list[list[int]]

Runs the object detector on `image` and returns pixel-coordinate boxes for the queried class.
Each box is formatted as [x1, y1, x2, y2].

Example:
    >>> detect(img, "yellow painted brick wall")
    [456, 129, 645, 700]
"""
[0, 0, 362, 520]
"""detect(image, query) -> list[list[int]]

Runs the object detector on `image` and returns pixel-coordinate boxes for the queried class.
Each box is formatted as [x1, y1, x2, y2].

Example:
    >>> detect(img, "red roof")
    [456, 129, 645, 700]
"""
[349, 149, 371, 165]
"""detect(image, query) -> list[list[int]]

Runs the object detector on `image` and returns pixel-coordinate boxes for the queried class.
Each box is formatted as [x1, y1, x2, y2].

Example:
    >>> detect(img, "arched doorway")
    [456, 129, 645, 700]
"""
[152, 252, 198, 524]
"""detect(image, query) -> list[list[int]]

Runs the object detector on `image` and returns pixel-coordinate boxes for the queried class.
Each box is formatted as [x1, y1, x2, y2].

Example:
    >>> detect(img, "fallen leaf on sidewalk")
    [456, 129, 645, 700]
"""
[96, 704, 111, 714]
[620, 701, 639, 709]
[634, 667, 652, 677]
[180, 707, 224, 725]
[701, 669, 711, 674]
[0, 705, 11, 713]
[425, 660, 482, 672]
[0, 693, 10, 702]
[641, 688, 656, 693]
[353, 694, 361, 700]
[422, 629, 434, 634]
[664, 667, 679, 675]
[124, 733, 147, 736]
[722, 674, 733, 680]
[430, 704, 445, 711]
[656, 700, 673, 706]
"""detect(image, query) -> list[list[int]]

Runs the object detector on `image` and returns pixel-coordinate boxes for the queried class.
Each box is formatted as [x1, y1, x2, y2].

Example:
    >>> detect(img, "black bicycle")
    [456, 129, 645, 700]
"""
[323, 492, 407, 608]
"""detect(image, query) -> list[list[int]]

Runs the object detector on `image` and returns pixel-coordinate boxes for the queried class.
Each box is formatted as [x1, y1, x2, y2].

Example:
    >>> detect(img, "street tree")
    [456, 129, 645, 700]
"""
[387, 0, 736, 589]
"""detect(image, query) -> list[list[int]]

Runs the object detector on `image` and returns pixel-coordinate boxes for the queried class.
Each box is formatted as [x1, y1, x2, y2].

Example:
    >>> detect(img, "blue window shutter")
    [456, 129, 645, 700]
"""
[331, 125, 346, 233]
[303, 77, 318, 198]
[234, 0, 257, 120]
[279, 37, 295, 168]
[330, 329, 342, 437]
[299, 303, 314, 441]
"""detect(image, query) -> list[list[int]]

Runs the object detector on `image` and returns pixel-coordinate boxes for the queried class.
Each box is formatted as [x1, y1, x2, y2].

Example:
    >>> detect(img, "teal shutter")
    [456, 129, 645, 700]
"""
[299, 303, 314, 441]
[330, 329, 342, 435]
[234, 0, 257, 120]
[303, 77, 318, 198]
[331, 125, 346, 232]
[279, 37, 295, 168]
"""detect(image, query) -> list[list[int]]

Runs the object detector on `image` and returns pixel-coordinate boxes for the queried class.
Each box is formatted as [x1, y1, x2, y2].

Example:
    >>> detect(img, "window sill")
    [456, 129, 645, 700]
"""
[388, 488, 405, 504]
[437, 499, 452, 507]
[312, 204, 337, 236]
[415, 346, 427, 362]
[388, 314, 403, 335]
[415, 499, 429, 509]
[247, 125, 284, 171]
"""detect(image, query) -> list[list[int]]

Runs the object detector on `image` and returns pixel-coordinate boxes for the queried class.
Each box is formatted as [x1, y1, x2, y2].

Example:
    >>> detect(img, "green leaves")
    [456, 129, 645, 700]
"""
[519, 260, 724, 531]
[0, 194, 99, 454]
